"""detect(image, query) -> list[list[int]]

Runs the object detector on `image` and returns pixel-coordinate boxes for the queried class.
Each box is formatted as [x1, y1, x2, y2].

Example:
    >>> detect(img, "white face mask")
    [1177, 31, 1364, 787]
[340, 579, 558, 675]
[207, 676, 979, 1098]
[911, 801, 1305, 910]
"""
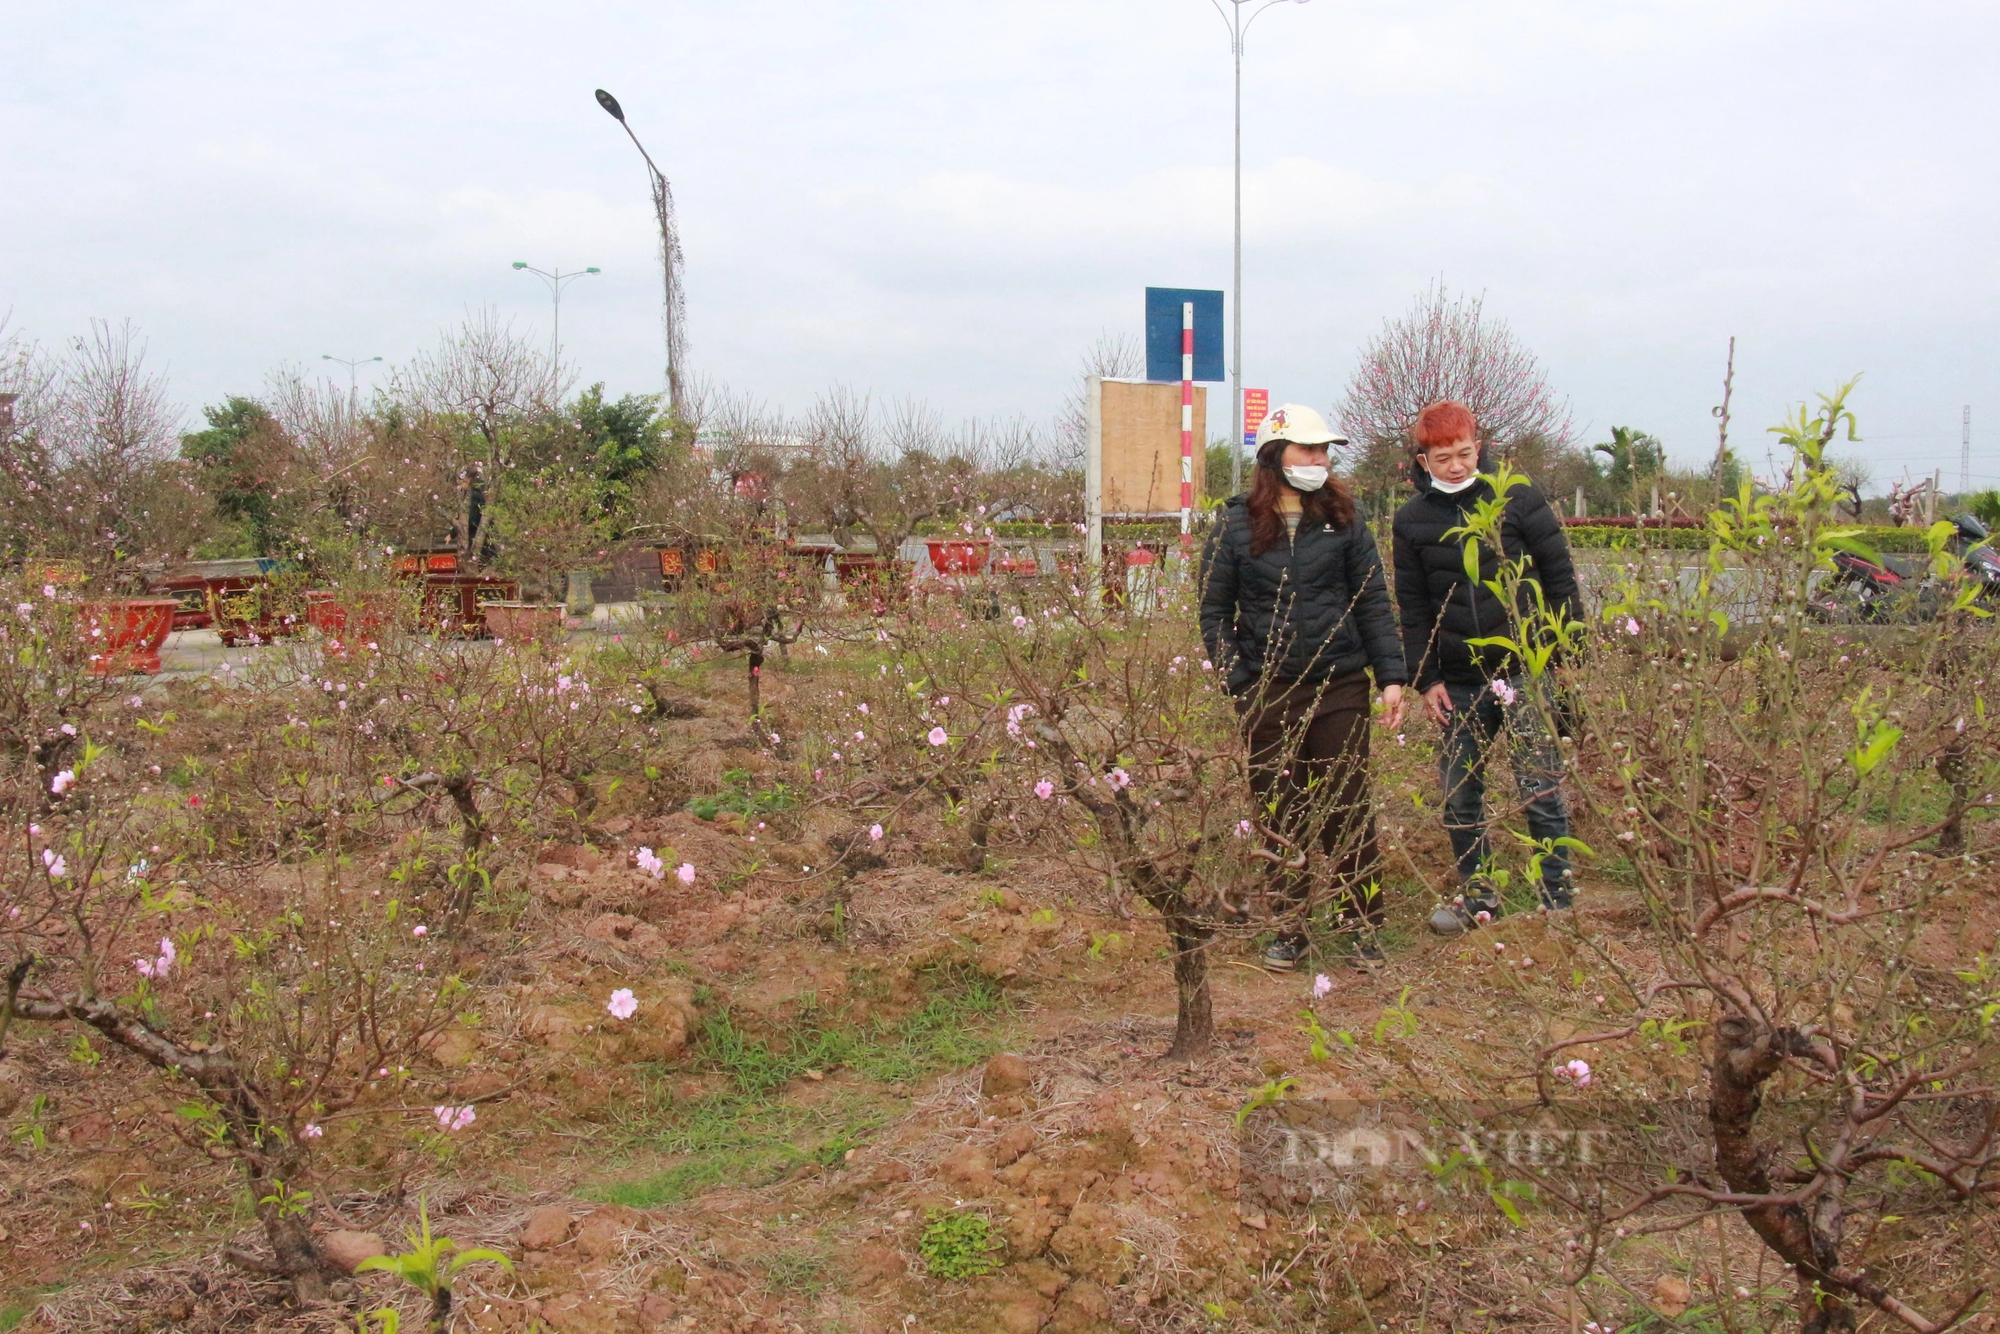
[1427, 470, 1480, 495]
[1282, 464, 1329, 492]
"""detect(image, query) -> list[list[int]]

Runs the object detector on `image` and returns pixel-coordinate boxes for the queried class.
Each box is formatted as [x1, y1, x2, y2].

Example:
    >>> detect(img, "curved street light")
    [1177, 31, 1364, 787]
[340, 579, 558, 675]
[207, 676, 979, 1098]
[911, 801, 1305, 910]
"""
[1210, 0, 1312, 495]
[595, 88, 686, 417]
[511, 261, 601, 373]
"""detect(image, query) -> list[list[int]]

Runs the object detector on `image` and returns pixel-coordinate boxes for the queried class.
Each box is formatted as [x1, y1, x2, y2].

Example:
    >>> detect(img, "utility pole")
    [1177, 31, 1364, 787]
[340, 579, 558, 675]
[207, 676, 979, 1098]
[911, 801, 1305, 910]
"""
[320, 355, 383, 415]
[1211, 0, 1313, 496]
[595, 88, 687, 419]
[511, 262, 601, 375]
[1962, 405, 1972, 497]
[1710, 335, 1735, 495]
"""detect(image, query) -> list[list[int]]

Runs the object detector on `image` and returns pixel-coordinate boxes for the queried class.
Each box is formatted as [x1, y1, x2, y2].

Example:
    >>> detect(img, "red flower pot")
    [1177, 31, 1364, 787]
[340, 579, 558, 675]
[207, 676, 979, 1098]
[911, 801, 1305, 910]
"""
[833, 554, 912, 615]
[482, 602, 565, 645]
[304, 589, 402, 642]
[925, 539, 991, 577]
[80, 598, 179, 675]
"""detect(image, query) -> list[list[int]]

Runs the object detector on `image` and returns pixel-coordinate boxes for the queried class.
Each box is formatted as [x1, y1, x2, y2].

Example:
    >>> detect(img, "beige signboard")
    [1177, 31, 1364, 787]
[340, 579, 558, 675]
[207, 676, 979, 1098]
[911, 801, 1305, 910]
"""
[1090, 378, 1206, 517]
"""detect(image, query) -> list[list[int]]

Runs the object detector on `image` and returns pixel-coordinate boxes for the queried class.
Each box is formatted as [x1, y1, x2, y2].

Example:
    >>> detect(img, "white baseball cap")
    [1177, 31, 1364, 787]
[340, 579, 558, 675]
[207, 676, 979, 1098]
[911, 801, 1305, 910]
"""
[1254, 402, 1348, 450]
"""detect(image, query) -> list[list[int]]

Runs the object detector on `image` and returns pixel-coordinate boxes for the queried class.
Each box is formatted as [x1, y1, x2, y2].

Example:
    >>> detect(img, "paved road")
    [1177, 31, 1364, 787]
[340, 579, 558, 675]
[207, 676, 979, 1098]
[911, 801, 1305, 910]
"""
[140, 603, 651, 684]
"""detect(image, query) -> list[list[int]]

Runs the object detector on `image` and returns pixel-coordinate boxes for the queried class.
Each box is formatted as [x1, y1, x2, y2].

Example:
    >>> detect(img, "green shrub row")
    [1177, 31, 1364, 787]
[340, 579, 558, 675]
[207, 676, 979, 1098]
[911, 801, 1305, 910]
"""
[916, 518, 1941, 554]
[1563, 524, 1934, 553]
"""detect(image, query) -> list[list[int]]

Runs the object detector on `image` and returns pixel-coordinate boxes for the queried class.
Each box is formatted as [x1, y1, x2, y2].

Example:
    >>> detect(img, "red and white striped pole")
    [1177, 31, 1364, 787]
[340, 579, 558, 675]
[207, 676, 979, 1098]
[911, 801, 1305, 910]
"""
[1179, 300, 1194, 550]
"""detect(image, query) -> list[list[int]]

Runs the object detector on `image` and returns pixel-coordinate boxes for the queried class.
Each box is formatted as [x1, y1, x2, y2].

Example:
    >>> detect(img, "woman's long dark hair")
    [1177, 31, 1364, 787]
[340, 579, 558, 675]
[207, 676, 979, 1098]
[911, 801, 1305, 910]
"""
[1246, 440, 1356, 555]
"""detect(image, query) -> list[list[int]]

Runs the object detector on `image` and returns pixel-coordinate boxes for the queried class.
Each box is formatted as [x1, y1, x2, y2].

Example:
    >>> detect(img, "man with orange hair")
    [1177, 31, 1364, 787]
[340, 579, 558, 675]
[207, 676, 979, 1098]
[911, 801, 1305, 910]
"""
[1391, 400, 1580, 934]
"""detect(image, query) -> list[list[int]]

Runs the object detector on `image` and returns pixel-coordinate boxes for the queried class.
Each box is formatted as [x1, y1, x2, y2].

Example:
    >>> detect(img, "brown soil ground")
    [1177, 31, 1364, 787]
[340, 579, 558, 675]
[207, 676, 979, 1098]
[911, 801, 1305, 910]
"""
[3, 654, 1995, 1334]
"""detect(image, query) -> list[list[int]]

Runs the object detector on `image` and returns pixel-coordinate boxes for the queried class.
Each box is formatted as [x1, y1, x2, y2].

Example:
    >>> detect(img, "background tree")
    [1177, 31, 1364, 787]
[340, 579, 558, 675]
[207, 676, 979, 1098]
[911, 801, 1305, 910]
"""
[0, 320, 212, 576]
[181, 395, 287, 556]
[1593, 425, 1667, 513]
[486, 466, 610, 602]
[392, 310, 558, 562]
[484, 383, 673, 599]
[570, 383, 671, 521]
[783, 391, 957, 558]
[1339, 284, 1575, 513]
[1055, 332, 1143, 471]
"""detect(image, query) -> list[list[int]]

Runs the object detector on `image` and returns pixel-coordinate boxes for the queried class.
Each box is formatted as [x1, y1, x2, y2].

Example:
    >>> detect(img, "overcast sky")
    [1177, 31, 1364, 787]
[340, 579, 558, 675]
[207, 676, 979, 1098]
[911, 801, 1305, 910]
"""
[4, 0, 1996, 491]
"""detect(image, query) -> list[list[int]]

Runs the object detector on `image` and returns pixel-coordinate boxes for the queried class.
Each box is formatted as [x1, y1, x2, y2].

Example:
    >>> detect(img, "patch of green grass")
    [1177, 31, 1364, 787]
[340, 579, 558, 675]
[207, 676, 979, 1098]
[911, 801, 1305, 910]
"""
[698, 966, 1004, 1095]
[917, 1210, 1002, 1280]
[687, 767, 798, 822]
[698, 1008, 857, 1097]
[761, 1246, 830, 1298]
[590, 1089, 888, 1207]
[586, 967, 1006, 1208]
[850, 969, 1005, 1082]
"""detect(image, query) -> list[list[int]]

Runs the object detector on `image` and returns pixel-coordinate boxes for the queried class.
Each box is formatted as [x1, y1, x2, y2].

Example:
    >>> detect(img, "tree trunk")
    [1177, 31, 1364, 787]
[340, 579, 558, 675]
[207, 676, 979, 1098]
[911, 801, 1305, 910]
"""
[446, 774, 485, 856]
[961, 796, 996, 873]
[24, 988, 335, 1304]
[1165, 918, 1213, 1061]
[1709, 1013, 1854, 1333]
[1936, 733, 1970, 856]
[445, 774, 487, 925]
[747, 648, 764, 720]
[249, 1187, 332, 1304]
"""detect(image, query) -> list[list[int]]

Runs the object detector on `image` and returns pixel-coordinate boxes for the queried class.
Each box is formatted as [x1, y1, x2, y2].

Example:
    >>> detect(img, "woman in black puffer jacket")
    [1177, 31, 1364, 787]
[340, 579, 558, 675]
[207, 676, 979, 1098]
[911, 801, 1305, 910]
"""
[1199, 403, 1408, 970]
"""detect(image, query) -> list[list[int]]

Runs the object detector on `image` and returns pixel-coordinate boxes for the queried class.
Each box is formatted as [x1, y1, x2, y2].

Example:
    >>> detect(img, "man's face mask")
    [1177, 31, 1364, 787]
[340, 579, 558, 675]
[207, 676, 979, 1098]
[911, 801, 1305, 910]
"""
[1282, 464, 1329, 492]
[1427, 471, 1479, 495]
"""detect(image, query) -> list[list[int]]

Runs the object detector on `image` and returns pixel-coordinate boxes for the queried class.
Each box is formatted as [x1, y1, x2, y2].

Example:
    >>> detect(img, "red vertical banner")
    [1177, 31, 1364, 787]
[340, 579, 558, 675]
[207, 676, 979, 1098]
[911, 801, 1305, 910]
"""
[1242, 388, 1269, 447]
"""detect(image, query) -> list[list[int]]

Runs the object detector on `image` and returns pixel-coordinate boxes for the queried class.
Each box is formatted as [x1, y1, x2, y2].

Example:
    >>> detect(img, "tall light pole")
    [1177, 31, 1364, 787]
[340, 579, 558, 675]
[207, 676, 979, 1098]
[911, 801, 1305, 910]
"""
[321, 354, 383, 413]
[510, 262, 601, 372]
[594, 88, 686, 419]
[1211, 0, 1311, 495]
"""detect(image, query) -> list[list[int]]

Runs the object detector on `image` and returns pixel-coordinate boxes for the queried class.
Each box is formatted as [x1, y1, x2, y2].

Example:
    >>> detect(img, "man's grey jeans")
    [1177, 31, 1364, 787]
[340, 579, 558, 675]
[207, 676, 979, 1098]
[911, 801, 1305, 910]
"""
[1438, 677, 1570, 894]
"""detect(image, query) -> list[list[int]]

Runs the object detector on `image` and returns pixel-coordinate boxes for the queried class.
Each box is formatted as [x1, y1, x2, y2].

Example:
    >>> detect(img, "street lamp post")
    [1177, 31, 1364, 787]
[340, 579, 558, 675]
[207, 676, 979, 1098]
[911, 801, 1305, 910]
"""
[510, 262, 601, 372]
[1210, 0, 1311, 496]
[594, 88, 687, 419]
[320, 354, 383, 413]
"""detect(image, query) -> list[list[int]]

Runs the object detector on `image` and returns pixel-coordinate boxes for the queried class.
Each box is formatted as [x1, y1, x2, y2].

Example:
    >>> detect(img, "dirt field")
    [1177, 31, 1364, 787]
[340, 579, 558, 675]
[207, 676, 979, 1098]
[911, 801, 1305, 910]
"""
[4, 628, 1994, 1334]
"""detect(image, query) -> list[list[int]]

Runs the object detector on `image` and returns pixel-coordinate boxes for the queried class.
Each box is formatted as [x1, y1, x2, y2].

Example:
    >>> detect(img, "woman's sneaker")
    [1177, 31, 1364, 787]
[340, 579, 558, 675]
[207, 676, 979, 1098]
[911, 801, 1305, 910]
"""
[1428, 895, 1502, 936]
[1262, 932, 1309, 971]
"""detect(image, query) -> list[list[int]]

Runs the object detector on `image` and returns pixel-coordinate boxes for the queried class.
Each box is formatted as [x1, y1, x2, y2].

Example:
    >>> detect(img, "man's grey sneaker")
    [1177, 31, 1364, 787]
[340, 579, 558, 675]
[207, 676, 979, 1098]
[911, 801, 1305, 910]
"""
[1262, 933, 1309, 971]
[1428, 896, 1502, 936]
[1539, 882, 1574, 912]
[1351, 938, 1386, 970]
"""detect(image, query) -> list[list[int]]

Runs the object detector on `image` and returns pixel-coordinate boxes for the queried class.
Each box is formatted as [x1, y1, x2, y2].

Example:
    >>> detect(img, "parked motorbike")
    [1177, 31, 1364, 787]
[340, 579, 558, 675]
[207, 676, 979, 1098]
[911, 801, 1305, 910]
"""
[1807, 514, 2000, 623]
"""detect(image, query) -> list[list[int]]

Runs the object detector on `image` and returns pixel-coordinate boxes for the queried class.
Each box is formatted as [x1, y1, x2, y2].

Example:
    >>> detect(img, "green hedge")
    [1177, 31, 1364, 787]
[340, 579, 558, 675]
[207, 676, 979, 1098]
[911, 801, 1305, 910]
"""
[910, 518, 1938, 554]
[1564, 524, 1933, 553]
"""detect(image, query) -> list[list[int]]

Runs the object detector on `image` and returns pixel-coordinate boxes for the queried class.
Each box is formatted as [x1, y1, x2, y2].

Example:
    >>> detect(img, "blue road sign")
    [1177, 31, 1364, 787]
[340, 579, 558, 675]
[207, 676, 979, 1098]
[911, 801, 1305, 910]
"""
[1144, 287, 1225, 383]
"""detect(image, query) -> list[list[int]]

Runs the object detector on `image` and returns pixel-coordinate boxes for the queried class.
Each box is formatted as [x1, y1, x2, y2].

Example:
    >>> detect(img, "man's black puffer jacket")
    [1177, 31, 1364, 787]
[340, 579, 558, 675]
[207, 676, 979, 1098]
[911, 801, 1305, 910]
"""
[1199, 495, 1408, 696]
[1391, 471, 1581, 690]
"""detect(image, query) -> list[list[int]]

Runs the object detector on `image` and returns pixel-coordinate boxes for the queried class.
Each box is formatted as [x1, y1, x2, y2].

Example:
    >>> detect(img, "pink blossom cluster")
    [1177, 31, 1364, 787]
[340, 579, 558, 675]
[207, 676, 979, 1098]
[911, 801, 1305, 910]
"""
[134, 937, 176, 979]
[1556, 1058, 1592, 1087]
[433, 1104, 476, 1132]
